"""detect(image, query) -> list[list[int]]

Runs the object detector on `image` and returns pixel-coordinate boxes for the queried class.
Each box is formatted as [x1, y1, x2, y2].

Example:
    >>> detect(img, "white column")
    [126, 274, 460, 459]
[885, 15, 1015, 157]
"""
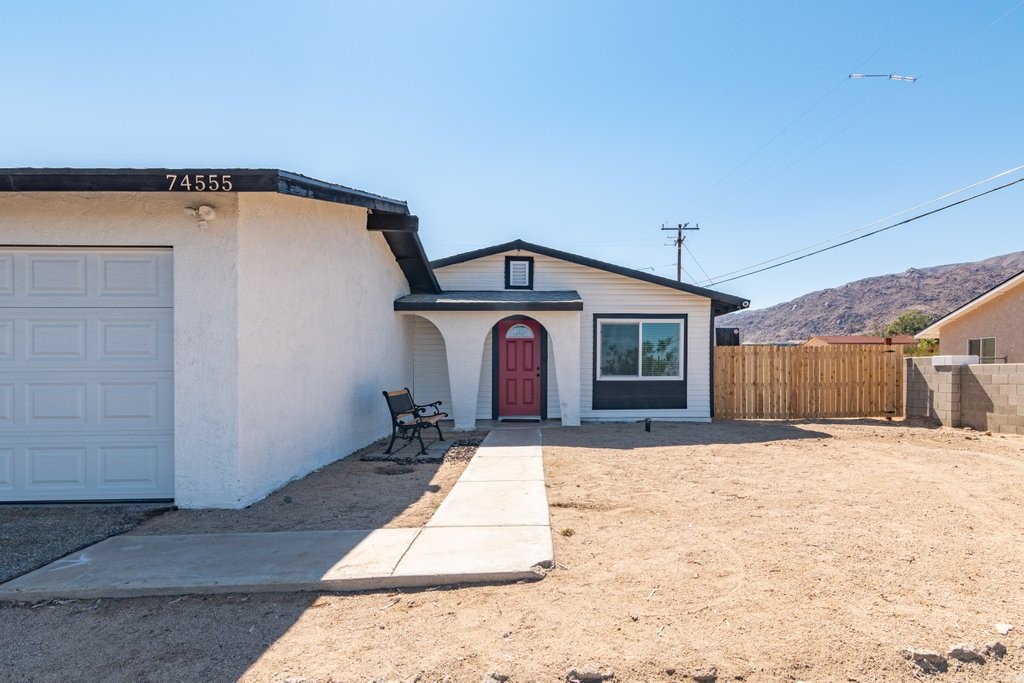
[534, 312, 582, 426]
[417, 313, 494, 431]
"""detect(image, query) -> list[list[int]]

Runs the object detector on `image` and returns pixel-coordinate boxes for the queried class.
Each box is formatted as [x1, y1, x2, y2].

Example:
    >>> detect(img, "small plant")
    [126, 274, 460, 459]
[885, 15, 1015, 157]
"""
[560, 528, 576, 537]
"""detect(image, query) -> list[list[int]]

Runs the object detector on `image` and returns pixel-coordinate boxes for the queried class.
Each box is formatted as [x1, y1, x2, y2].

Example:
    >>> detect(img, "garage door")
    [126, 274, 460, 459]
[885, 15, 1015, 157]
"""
[0, 248, 174, 501]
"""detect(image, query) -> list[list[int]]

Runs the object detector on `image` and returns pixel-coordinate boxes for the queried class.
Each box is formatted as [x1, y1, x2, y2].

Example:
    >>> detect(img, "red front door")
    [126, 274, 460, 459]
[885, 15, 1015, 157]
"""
[498, 319, 542, 418]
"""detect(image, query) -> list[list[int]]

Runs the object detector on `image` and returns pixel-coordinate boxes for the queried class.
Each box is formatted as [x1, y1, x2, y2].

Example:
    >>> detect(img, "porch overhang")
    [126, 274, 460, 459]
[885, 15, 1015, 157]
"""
[394, 290, 583, 311]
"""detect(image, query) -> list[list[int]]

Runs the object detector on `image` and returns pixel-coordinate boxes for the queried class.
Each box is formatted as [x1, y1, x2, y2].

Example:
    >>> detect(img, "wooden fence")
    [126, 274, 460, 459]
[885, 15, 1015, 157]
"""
[714, 345, 903, 419]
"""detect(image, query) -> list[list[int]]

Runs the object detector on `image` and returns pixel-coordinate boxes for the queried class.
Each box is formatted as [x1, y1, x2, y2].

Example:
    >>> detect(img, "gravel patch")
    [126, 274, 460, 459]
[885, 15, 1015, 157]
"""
[0, 504, 169, 584]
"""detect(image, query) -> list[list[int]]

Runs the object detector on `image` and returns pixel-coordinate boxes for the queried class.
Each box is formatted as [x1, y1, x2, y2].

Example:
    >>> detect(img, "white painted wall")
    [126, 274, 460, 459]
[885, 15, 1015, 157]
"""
[434, 250, 714, 421]
[404, 310, 581, 429]
[414, 322, 560, 420]
[0, 191, 416, 509]
[235, 193, 413, 507]
[0, 192, 243, 506]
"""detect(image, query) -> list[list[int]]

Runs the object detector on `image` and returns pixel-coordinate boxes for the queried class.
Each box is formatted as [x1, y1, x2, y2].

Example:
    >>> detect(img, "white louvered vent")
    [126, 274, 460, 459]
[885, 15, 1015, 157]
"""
[508, 260, 531, 288]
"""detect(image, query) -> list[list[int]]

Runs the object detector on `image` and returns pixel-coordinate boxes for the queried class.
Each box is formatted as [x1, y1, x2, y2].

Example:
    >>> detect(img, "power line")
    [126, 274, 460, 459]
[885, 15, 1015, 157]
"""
[678, 10, 919, 219]
[699, 84, 909, 223]
[698, 164, 1024, 283]
[695, 81, 888, 219]
[705, 176, 1024, 286]
[682, 242, 712, 282]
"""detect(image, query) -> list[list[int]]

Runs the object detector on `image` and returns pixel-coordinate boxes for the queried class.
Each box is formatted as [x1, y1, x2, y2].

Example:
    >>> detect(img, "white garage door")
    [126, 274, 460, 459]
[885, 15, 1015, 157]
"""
[0, 248, 174, 501]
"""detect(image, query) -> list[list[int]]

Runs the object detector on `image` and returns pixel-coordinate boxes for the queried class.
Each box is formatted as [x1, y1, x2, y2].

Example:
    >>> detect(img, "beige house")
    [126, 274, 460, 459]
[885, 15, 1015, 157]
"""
[916, 269, 1024, 363]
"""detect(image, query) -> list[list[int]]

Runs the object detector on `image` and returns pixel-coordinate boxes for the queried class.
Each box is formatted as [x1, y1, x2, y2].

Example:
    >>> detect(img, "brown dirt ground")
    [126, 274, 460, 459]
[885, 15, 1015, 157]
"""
[3, 420, 1024, 682]
[133, 432, 485, 535]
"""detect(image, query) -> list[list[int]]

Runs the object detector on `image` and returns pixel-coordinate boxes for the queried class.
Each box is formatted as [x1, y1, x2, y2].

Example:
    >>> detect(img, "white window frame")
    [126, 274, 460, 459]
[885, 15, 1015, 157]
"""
[597, 318, 685, 381]
[968, 336, 997, 362]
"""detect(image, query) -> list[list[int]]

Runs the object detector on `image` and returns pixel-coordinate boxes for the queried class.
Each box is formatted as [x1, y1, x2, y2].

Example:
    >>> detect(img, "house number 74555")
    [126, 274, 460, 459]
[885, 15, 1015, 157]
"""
[166, 174, 233, 192]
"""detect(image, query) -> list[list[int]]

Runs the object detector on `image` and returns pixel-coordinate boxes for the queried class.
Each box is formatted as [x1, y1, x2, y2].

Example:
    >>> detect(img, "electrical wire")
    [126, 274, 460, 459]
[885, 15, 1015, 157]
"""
[683, 242, 713, 282]
[697, 164, 1024, 283]
[678, 10, 919, 219]
[699, 84, 908, 223]
[704, 176, 1024, 286]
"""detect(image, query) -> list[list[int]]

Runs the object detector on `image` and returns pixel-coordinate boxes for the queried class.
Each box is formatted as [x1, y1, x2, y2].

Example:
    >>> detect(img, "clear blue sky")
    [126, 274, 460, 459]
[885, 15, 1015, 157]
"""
[2, 1, 1021, 309]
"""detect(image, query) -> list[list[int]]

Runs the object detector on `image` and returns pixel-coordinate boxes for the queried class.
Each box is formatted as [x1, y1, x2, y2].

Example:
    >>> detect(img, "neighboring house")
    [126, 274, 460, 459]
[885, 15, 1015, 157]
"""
[396, 240, 749, 428]
[0, 168, 436, 508]
[0, 170, 749, 509]
[804, 335, 917, 347]
[916, 268, 1024, 363]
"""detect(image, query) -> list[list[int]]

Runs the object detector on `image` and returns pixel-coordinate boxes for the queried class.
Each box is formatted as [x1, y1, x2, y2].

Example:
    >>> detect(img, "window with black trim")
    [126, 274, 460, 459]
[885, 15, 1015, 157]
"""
[598, 319, 684, 380]
[504, 256, 534, 290]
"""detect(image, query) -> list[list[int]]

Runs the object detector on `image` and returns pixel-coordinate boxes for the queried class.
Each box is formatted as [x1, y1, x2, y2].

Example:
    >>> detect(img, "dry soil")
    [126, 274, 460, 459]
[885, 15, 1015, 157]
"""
[2, 420, 1023, 682]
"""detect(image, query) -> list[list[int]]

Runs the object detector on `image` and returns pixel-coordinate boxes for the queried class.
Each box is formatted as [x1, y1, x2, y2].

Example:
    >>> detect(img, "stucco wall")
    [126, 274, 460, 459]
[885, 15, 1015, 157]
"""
[434, 250, 714, 421]
[938, 282, 1024, 362]
[0, 192, 243, 507]
[413, 319, 561, 420]
[235, 193, 413, 506]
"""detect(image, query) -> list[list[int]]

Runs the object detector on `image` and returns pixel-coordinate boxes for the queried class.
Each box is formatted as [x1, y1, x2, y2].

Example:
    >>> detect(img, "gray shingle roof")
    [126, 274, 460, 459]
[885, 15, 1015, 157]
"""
[394, 290, 583, 311]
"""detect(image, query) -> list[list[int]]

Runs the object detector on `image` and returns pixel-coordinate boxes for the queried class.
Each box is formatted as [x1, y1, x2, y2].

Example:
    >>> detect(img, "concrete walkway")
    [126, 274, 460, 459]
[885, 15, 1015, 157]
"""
[0, 429, 552, 600]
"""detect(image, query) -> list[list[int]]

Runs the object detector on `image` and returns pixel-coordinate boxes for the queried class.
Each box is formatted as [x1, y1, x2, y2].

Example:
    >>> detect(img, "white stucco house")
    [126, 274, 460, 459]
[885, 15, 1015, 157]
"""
[0, 168, 748, 509]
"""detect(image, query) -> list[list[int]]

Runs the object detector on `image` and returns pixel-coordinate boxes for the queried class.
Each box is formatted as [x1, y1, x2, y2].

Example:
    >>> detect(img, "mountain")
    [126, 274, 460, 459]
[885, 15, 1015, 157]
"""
[717, 251, 1024, 344]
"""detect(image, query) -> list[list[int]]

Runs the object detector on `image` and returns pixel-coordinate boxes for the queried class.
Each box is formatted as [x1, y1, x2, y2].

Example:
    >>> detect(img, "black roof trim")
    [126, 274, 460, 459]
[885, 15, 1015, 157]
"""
[0, 168, 410, 214]
[432, 239, 750, 313]
[380, 231, 441, 294]
[0, 167, 440, 293]
[395, 290, 583, 312]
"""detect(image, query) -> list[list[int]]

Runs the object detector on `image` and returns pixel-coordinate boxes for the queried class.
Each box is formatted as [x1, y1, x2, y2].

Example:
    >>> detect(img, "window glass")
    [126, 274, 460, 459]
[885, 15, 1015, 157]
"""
[600, 323, 639, 376]
[981, 337, 996, 359]
[506, 324, 534, 339]
[641, 323, 680, 376]
[968, 338, 980, 356]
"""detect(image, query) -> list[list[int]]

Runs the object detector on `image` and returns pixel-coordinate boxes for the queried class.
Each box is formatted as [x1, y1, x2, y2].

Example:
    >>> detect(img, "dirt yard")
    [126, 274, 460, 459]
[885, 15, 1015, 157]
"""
[3, 420, 1023, 682]
[133, 433, 485, 535]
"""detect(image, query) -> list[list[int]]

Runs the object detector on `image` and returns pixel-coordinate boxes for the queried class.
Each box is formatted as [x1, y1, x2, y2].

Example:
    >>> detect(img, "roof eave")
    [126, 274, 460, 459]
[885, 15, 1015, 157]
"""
[915, 268, 1024, 339]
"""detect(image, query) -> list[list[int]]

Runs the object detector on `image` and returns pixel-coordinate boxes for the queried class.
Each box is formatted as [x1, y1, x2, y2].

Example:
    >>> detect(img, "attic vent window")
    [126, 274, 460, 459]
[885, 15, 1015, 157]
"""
[505, 256, 534, 290]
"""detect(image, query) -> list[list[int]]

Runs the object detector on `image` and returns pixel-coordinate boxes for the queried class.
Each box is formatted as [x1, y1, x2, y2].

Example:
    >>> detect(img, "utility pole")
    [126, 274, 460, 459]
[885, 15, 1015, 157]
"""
[661, 222, 700, 282]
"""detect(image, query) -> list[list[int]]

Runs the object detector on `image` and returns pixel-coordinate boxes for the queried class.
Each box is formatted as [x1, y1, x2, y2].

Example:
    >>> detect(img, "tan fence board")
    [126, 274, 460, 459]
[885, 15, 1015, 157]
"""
[714, 345, 903, 419]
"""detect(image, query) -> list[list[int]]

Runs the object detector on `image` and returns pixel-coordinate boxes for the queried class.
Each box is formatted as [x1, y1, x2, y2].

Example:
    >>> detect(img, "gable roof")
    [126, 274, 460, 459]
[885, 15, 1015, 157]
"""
[431, 239, 750, 314]
[916, 267, 1024, 338]
[395, 290, 584, 311]
[0, 167, 440, 294]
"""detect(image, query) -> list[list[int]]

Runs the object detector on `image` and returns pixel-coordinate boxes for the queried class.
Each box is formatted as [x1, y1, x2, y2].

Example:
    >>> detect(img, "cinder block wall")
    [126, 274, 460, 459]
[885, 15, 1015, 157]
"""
[905, 359, 960, 426]
[960, 364, 1024, 434]
[905, 358, 1024, 434]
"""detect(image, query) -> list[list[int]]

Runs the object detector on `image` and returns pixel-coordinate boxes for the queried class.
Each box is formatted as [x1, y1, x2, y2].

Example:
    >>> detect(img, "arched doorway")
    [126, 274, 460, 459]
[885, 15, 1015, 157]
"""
[494, 316, 546, 420]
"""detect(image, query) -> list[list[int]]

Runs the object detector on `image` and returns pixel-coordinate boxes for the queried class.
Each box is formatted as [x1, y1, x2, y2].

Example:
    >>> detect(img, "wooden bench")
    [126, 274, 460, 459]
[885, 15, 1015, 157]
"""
[382, 388, 448, 455]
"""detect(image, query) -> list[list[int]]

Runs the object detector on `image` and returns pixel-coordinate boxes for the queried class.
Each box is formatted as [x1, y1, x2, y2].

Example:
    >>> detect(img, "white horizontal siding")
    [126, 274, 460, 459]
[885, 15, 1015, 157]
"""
[476, 330, 492, 419]
[436, 251, 713, 420]
[413, 317, 452, 411]
[547, 335, 561, 419]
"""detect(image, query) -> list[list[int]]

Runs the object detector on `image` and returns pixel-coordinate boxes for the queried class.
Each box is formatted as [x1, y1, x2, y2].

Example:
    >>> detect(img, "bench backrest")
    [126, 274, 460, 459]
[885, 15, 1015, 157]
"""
[383, 389, 416, 419]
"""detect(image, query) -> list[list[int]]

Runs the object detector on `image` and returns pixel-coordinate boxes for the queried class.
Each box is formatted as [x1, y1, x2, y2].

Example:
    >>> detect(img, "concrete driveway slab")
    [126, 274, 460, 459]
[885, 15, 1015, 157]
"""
[0, 427, 555, 600]
[0, 529, 421, 600]
[425, 480, 550, 527]
[474, 445, 543, 458]
[481, 428, 541, 447]
[460, 455, 545, 482]
[394, 526, 552, 579]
